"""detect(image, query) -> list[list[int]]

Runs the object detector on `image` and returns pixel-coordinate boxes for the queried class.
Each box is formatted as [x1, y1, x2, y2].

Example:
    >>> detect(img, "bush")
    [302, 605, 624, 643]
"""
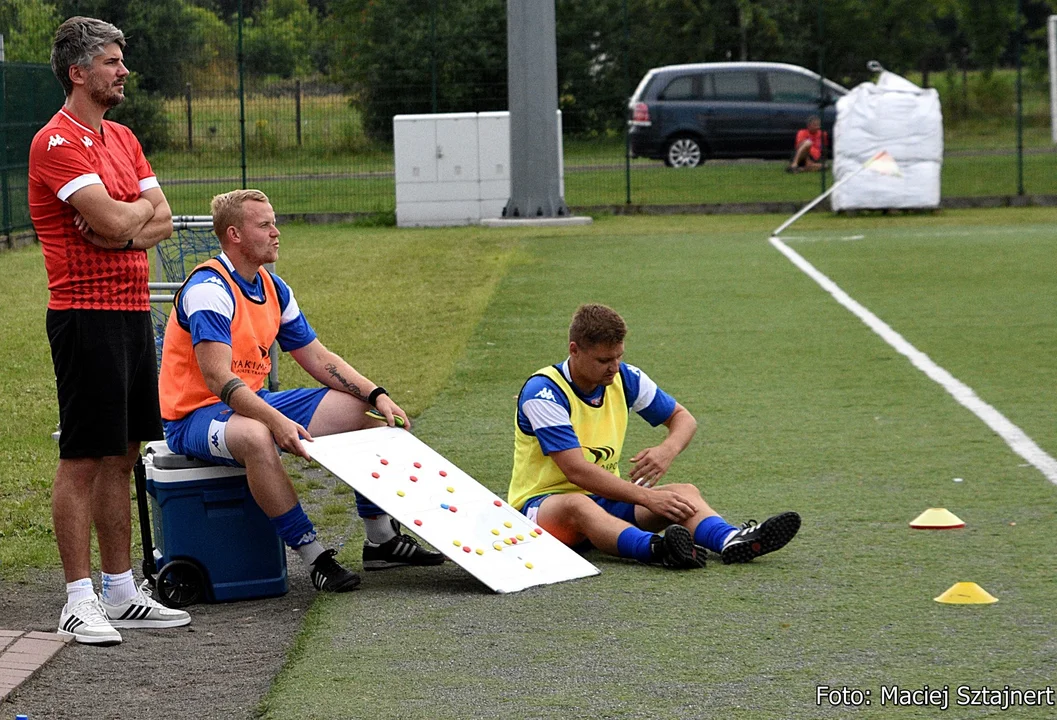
[969, 73, 1014, 119]
[1023, 44, 1049, 94]
[250, 118, 280, 154]
[335, 113, 371, 154]
[105, 74, 172, 154]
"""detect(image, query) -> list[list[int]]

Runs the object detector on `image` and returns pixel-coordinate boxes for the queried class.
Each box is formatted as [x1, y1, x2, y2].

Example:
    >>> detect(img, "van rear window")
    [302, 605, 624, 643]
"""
[661, 75, 697, 100]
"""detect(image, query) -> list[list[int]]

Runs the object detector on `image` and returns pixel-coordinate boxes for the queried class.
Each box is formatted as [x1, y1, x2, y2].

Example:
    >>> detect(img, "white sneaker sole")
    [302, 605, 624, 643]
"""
[57, 627, 122, 646]
[108, 615, 191, 629]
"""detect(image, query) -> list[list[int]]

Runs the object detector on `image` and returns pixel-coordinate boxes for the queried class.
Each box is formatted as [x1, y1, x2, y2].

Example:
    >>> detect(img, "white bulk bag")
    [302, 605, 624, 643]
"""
[831, 71, 943, 210]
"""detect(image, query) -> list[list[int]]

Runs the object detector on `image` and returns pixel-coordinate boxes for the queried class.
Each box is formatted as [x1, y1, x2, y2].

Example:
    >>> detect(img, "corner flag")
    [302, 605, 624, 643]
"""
[864, 150, 902, 177]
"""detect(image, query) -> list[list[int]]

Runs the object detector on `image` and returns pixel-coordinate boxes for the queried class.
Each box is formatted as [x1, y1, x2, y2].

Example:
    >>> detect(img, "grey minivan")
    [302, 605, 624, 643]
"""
[627, 62, 848, 167]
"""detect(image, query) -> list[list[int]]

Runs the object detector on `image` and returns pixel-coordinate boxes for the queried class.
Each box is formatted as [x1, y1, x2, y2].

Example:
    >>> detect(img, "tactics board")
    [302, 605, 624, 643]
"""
[305, 427, 599, 593]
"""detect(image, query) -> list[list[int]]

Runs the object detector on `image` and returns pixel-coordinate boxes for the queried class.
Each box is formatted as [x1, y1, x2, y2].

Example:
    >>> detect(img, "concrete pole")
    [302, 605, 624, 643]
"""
[503, 0, 569, 218]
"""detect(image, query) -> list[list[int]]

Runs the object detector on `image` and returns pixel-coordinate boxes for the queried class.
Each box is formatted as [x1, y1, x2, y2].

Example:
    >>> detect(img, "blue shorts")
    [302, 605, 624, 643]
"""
[520, 492, 639, 552]
[163, 387, 329, 467]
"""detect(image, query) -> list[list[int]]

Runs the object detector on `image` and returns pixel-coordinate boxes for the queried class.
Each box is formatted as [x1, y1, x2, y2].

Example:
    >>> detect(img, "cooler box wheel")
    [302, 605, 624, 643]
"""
[156, 559, 206, 608]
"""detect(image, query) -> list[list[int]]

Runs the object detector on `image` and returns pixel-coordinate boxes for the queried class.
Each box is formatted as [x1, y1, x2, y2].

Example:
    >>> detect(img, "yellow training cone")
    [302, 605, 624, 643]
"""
[934, 582, 998, 605]
[910, 508, 965, 529]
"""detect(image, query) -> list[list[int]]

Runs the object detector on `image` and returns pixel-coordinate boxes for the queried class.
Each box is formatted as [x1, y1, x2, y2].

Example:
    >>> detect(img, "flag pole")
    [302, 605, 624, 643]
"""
[772, 152, 894, 237]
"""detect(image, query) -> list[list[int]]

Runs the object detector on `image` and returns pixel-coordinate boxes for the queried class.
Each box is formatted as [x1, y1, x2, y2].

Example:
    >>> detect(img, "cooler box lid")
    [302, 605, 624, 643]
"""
[146, 440, 224, 470]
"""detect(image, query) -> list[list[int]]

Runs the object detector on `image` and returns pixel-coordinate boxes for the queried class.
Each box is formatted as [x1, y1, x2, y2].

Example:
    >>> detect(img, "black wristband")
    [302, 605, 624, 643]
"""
[123, 239, 134, 250]
[367, 386, 387, 407]
[220, 377, 247, 406]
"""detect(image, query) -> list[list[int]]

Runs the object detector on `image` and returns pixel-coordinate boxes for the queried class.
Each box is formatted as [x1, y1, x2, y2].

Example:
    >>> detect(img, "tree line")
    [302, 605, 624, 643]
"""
[3, 0, 1054, 141]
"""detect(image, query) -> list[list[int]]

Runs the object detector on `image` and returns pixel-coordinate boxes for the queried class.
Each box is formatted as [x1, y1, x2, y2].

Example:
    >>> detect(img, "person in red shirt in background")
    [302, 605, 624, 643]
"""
[788, 115, 828, 173]
[28, 16, 190, 645]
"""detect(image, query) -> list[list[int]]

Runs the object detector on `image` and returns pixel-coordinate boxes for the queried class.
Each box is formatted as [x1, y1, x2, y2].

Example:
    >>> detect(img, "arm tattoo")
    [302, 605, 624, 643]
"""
[324, 363, 367, 400]
[220, 378, 247, 405]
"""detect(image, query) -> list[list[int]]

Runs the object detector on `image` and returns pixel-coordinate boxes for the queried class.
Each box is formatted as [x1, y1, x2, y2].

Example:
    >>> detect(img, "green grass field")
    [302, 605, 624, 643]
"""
[3, 209, 1056, 717]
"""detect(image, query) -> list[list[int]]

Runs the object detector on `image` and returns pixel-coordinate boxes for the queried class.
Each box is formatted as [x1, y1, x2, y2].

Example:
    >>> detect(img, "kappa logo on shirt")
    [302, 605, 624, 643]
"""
[82, 136, 94, 148]
[204, 276, 225, 287]
[585, 445, 616, 466]
[46, 134, 70, 151]
[534, 387, 557, 402]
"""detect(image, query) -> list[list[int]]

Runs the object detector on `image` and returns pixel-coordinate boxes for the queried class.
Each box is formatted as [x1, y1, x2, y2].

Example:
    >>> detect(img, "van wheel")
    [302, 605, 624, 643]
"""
[664, 136, 703, 168]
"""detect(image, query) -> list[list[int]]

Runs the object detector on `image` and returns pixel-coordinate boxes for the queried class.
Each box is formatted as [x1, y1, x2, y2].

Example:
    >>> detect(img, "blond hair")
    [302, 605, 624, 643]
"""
[569, 304, 627, 348]
[210, 189, 270, 241]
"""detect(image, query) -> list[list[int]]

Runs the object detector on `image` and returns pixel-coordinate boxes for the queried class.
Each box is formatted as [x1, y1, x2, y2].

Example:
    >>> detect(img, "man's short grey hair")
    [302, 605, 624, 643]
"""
[51, 17, 126, 97]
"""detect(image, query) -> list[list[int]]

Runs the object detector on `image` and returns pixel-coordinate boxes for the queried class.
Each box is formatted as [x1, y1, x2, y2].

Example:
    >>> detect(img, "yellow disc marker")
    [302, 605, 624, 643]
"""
[525, 562, 534, 569]
[503, 538, 512, 545]
[493, 542, 503, 551]
[529, 531, 538, 538]
[504, 521, 513, 528]
[447, 486, 455, 493]
[453, 539, 461, 547]
[396, 490, 405, 497]
[910, 508, 965, 529]
[516, 534, 525, 541]
[934, 582, 998, 605]
[491, 528, 500, 536]
[476, 548, 484, 555]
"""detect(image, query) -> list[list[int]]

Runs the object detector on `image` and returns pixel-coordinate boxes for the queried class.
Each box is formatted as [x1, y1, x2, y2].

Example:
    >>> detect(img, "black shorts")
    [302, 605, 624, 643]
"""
[47, 309, 164, 459]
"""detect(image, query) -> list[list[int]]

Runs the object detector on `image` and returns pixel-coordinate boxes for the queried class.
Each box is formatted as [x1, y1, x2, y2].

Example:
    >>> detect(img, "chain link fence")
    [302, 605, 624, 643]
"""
[1, 62, 63, 237]
[4, 1, 1055, 228]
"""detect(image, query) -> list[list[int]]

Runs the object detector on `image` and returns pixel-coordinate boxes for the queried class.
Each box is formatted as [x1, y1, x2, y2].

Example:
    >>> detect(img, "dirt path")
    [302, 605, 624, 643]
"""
[0, 460, 351, 720]
[0, 560, 316, 720]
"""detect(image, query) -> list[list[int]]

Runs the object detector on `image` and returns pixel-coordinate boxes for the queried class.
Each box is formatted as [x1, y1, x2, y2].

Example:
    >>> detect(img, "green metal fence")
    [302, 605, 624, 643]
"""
[147, 1, 1056, 218]
[156, 80, 396, 217]
[0, 63, 63, 235]
[4, 2, 1055, 226]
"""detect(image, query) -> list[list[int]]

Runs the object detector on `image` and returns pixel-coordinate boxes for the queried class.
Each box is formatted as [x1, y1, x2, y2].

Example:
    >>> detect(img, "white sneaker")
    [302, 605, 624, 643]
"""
[58, 595, 122, 645]
[100, 580, 191, 629]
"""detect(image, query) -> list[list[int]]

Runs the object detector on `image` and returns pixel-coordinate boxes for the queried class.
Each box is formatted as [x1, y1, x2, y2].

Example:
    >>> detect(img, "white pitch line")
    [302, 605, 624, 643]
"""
[782, 234, 865, 243]
[769, 235, 1057, 485]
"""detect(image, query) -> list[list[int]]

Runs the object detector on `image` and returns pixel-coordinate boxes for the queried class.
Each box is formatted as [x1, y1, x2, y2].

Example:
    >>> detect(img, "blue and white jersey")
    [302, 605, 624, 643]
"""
[174, 253, 316, 352]
[517, 359, 677, 455]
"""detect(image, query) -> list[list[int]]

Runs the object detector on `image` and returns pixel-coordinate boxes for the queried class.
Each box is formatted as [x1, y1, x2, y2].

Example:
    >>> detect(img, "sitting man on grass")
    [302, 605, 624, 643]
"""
[158, 189, 443, 593]
[788, 115, 828, 173]
[508, 303, 800, 569]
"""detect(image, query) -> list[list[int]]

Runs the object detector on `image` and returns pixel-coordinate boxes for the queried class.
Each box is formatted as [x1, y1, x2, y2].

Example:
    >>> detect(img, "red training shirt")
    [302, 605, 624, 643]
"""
[28, 108, 159, 311]
[794, 128, 828, 161]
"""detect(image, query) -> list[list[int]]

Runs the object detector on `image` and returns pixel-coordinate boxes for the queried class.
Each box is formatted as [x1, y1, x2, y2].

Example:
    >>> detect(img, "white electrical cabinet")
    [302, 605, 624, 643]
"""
[394, 111, 563, 227]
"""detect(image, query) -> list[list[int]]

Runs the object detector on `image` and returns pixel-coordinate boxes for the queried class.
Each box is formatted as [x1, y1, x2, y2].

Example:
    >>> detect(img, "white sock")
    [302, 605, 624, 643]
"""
[721, 529, 739, 549]
[296, 540, 325, 566]
[65, 578, 96, 608]
[101, 569, 136, 605]
[362, 515, 398, 545]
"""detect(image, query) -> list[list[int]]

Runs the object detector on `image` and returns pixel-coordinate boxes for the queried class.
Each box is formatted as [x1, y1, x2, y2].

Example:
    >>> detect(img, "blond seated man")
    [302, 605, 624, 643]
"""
[158, 189, 443, 595]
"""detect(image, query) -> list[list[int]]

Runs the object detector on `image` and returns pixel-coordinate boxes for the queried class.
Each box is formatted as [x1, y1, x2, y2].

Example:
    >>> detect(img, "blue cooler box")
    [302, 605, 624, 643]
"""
[144, 441, 287, 603]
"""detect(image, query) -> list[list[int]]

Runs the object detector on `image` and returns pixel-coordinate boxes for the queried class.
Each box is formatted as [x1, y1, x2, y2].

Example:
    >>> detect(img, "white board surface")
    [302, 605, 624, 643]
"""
[305, 427, 599, 593]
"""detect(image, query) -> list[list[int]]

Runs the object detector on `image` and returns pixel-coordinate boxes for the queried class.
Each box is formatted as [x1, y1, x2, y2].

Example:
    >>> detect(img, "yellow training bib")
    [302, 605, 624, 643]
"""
[508, 365, 628, 509]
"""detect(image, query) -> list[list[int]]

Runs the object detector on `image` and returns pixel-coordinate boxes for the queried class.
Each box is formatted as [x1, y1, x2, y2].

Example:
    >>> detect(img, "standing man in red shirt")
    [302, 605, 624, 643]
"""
[788, 115, 828, 173]
[29, 16, 190, 645]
